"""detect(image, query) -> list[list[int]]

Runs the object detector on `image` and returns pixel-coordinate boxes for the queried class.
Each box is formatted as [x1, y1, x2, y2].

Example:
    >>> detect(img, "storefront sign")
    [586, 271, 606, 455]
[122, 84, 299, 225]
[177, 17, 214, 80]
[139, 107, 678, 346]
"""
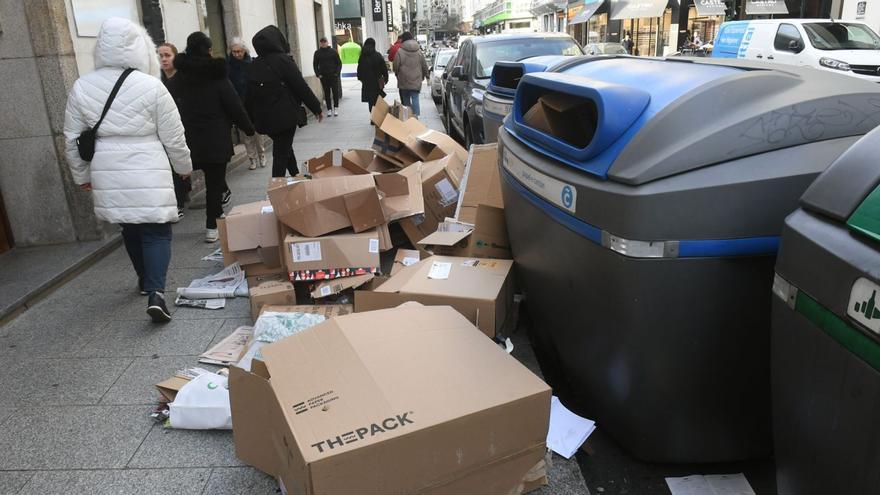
[372, 0, 384, 22]
[609, 0, 668, 20]
[694, 0, 727, 16]
[744, 0, 788, 15]
[335, 0, 363, 19]
[386, 0, 394, 30]
[857, 1, 866, 18]
[570, 0, 605, 24]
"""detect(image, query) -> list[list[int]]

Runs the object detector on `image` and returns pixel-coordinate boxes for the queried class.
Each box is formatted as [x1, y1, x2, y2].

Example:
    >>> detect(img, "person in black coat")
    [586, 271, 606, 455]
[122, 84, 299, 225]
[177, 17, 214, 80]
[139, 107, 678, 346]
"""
[357, 38, 388, 115]
[166, 31, 255, 242]
[245, 25, 323, 178]
[313, 37, 342, 117]
[228, 37, 266, 170]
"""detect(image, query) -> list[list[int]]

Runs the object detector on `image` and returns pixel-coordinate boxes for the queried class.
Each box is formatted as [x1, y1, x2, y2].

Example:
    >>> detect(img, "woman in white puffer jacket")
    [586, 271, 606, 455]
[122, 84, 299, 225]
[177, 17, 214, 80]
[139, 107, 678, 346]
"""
[63, 18, 192, 324]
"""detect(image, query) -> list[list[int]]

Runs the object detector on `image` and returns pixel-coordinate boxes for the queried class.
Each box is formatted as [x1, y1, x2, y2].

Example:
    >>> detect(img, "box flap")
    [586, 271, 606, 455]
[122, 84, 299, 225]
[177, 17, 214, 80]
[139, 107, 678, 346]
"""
[344, 149, 400, 174]
[455, 144, 503, 222]
[311, 273, 375, 299]
[418, 230, 473, 247]
[370, 97, 391, 126]
[226, 201, 281, 252]
[343, 188, 385, 232]
[391, 249, 421, 276]
[372, 255, 512, 300]
[378, 162, 425, 222]
[268, 175, 378, 237]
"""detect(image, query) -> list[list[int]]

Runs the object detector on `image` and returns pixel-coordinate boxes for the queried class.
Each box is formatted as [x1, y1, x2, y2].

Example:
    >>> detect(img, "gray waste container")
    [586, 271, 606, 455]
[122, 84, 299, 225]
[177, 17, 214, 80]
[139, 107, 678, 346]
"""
[497, 57, 880, 463]
[771, 126, 880, 494]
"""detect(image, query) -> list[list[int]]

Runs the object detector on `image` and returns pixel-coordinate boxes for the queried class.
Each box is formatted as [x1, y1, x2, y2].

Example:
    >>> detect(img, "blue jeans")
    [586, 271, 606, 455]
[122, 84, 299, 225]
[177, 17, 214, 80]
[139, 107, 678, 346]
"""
[121, 223, 172, 293]
[399, 89, 421, 117]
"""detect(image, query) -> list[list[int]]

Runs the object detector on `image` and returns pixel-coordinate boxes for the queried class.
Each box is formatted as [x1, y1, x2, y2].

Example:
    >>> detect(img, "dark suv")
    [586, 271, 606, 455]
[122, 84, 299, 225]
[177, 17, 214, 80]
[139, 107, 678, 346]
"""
[442, 33, 582, 147]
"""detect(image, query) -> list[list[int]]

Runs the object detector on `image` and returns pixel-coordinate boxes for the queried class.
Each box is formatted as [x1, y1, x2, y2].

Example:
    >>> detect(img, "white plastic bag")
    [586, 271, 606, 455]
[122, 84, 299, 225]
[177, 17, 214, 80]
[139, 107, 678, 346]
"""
[169, 372, 232, 430]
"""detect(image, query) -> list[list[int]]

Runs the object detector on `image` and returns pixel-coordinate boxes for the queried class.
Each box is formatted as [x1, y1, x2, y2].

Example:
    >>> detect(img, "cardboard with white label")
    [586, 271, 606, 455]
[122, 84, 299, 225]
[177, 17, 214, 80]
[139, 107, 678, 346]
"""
[354, 255, 515, 337]
[267, 175, 384, 238]
[400, 154, 466, 245]
[310, 273, 374, 299]
[249, 280, 297, 321]
[391, 248, 421, 275]
[229, 305, 551, 495]
[283, 230, 381, 280]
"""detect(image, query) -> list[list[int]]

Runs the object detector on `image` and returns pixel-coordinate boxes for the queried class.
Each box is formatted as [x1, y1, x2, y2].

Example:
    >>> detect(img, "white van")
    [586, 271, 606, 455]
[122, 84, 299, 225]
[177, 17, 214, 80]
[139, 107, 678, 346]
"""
[712, 19, 880, 81]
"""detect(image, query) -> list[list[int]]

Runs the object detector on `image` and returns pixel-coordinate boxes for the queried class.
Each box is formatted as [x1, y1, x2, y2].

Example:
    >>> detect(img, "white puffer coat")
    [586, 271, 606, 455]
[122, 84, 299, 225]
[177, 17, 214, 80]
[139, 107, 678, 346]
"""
[63, 18, 192, 225]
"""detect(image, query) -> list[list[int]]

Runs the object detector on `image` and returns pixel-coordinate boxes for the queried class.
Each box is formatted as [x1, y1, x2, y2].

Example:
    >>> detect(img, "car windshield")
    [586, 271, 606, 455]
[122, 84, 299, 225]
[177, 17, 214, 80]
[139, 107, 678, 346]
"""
[474, 38, 582, 78]
[803, 22, 880, 50]
[435, 51, 456, 69]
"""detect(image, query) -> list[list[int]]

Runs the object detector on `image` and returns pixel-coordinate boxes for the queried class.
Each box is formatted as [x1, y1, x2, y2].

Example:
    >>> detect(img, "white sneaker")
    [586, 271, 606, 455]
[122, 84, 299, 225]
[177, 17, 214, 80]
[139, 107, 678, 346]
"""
[205, 228, 219, 243]
[332, 109, 338, 117]
[248, 159, 257, 170]
[259, 155, 267, 168]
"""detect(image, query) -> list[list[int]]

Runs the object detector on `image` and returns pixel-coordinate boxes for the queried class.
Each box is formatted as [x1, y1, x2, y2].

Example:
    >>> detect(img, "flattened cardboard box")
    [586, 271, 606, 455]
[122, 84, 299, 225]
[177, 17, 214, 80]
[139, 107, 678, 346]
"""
[419, 205, 512, 260]
[267, 175, 384, 238]
[354, 255, 515, 337]
[310, 273, 374, 299]
[218, 219, 282, 276]
[249, 280, 297, 321]
[229, 305, 551, 495]
[455, 143, 504, 224]
[283, 230, 380, 281]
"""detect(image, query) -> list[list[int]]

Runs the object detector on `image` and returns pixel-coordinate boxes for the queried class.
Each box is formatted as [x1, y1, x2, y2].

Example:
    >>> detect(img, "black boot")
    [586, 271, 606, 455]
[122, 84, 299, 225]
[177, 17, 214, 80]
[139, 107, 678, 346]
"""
[147, 291, 171, 323]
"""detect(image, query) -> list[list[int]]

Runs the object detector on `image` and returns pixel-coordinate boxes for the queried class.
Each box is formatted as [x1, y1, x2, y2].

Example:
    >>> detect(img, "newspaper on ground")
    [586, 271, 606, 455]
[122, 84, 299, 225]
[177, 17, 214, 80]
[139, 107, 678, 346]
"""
[200, 326, 254, 365]
[176, 263, 245, 305]
[547, 395, 597, 459]
[202, 248, 224, 262]
[665, 473, 755, 495]
[174, 296, 226, 309]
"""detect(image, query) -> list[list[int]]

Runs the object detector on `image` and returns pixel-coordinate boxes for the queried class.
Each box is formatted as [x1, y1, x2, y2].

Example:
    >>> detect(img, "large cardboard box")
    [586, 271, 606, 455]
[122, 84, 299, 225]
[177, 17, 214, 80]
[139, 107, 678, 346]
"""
[399, 154, 466, 245]
[218, 202, 284, 275]
[418, 205, 512, 259]
[283, 230, 381, 281]
[354, 256, 514, 337]
[455, 143, 504, 224]
[229, 305, 551, 495]
[267, 175, 384, 237]
[249, 280, 297, 320]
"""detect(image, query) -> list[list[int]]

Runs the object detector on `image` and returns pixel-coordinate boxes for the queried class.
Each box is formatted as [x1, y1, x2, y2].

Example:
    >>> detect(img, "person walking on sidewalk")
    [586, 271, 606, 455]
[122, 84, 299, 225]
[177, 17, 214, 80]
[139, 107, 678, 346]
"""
[228, 37, 267, 170]
[246, 25, 323, 178]
[313, 37, 342, 117]
[388, 35, 403, 62]
[158, 42, 192, 221]
[357, 38, 388, 115]
[63, 17, 192, 323]
[166, 31, 255, 243]
[393, 32, 429, 117]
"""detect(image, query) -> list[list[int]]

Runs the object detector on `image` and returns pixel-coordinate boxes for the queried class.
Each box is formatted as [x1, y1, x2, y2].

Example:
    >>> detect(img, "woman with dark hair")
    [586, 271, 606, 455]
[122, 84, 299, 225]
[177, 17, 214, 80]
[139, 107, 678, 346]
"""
[166, 31, 255, 243]
[157, 42, 191, 220]
[357, 37, 388, 115]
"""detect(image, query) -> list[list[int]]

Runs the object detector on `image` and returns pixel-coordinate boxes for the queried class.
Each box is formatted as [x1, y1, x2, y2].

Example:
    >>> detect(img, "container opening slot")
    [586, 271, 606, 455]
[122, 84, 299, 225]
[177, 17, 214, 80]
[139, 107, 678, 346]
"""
[492, 65, 524, 90]
[522, 91, 598, 149]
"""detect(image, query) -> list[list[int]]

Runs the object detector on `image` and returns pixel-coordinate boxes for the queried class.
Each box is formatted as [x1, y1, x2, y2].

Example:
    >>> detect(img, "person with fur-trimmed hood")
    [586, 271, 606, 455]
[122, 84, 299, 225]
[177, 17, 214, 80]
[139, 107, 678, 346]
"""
[166, 31, 255, 243]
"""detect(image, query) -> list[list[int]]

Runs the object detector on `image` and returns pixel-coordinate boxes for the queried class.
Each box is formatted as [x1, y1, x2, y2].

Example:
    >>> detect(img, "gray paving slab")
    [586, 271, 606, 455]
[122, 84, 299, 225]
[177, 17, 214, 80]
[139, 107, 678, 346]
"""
[18, 468, 211, 495]
[0, 405, 154, 470]
[0, 471, 34, 495]
[0, 357, 132, 407]
[0, 407, 16, 426]
[203, 467, 278, 495]
[100, 355, 219, 405]
[76, 318, 225, 358]
[0, 320, 107, 358]
[127, 426, 245, 468]
[206, 318, 254, 349]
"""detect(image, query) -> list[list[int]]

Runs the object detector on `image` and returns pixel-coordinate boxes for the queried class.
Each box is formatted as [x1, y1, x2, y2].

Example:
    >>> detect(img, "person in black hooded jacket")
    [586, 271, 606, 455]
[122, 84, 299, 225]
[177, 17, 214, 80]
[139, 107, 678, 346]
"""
[357, 38, 388, 115]
[245, 25, 323, 178]
[167, 31, 255, 243]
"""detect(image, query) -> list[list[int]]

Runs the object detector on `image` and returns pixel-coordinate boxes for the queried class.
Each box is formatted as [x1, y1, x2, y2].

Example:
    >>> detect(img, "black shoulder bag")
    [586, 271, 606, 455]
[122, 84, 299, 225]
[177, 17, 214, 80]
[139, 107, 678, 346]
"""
[76, 68, 135, 161]
[265, 61, 308, 128]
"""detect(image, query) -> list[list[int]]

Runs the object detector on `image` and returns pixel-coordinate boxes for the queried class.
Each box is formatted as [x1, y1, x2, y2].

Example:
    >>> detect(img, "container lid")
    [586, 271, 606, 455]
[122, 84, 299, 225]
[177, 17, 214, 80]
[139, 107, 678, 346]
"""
[800, 126, 880, 242]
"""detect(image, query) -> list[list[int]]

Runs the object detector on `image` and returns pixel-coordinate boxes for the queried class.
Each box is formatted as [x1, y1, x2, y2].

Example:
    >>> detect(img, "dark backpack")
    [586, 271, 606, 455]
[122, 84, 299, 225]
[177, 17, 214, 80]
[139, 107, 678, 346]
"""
[247, 58, 306, 135]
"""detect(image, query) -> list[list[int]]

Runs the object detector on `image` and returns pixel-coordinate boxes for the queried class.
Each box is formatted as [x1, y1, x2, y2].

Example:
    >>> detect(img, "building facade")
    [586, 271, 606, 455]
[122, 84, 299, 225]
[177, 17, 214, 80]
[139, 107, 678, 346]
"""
[474, 0, 536, 33]
[0, 0, 331, 251]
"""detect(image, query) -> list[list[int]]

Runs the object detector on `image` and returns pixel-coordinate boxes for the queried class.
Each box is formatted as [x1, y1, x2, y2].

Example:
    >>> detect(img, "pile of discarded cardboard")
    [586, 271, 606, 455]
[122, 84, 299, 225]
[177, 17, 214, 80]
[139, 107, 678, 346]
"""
[152, 99, 573, 493]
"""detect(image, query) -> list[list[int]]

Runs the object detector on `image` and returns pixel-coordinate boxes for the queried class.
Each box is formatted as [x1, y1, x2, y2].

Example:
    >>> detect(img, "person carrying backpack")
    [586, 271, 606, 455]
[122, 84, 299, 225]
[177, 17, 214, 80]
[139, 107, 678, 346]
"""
[246, 25, 323, 178]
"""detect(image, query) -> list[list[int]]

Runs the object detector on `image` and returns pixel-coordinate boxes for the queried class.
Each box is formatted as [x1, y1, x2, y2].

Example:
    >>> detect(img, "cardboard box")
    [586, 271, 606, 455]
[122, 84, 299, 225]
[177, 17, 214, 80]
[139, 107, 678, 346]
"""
[523, 93, 596, 149]
[245, 271, 287, 288]
[419, 205, 512, 259]
[229, 305, 551, 495]
[218, 201, 284, 275]
[400, 154, 466, 243]
[391, 248, 421, 276]
[354, 256, 515, 337]
[455, 143, 503, 224]
[283, 230, 381, 281]
[343, 149, 400, 174]
[377, 223, 393, 252]
[249, 280, 297, 320]
[311, 273, 374, 299]
[267, 175, 384, 238]
[259, 304, 353, 319]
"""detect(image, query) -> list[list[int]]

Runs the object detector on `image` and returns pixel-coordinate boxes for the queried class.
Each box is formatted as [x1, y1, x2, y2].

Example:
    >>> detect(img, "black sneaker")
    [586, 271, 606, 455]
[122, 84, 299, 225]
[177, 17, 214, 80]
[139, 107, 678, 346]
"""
[138, 277, 148, 296]
[221, 189, 232, 206]
[147, 292, 171, 323]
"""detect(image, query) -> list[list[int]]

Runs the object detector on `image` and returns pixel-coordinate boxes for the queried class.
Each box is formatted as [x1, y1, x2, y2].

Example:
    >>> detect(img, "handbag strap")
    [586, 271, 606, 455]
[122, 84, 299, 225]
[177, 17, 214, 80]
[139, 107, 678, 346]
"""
[93, 68, 135, 133]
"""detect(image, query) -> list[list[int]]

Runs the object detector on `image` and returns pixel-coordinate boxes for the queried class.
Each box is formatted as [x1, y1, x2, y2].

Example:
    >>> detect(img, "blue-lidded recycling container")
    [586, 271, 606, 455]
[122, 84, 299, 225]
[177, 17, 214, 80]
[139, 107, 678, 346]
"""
[498, 56, 880, 463]
[771, 126, 880, 494]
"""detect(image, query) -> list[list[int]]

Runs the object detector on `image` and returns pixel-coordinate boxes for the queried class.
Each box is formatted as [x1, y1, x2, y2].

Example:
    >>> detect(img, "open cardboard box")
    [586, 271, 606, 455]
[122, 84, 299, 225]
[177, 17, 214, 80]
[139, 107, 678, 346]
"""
[399, 154, 466, 247]
[354, 255, 514, 338]
[419, 205, 511, 259]
[283, 229, 381, 281]
[455, 143, 504, 224]
[218, 218, 282, 277]
[229, 304, 550, 495]
[307, 149, 400, 178]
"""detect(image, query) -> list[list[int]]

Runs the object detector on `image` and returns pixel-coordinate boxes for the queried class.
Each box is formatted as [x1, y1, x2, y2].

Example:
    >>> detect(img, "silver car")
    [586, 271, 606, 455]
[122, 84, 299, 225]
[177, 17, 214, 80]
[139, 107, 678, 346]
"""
[431, 49, 458, 104]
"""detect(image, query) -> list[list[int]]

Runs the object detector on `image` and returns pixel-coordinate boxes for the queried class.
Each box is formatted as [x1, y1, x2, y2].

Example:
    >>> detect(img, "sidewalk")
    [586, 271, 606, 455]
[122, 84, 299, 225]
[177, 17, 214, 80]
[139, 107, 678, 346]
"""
[0, 77, 590, 494]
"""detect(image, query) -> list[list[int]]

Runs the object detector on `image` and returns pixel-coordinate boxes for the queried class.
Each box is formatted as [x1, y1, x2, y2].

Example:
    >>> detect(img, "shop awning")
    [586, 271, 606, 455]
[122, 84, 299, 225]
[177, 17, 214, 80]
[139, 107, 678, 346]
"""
[569, 0, 605, 24]
[609, 0, 668, 20]
[745, 0, 788, 14]
[693, 0, 727, 16]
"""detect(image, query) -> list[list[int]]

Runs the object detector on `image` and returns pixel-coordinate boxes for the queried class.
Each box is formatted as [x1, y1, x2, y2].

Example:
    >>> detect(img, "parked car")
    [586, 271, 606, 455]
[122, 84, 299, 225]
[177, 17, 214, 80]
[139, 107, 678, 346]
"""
[585, 42, 628, 55]
[431, 48, 458, 104]
[443, 33, 583, 147]
[713, 19, 880, 81]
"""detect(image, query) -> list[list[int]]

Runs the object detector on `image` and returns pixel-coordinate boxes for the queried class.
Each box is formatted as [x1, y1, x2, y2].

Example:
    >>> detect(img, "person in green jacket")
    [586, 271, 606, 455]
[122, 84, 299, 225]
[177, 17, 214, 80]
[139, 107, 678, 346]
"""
[339, 39, 362, 65]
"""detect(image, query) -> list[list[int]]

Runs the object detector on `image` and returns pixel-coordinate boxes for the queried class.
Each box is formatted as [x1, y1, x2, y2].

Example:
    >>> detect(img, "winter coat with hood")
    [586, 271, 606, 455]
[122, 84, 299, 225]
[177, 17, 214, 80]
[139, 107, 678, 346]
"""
[357, 42, 388, 104]
[166, 49, 254, 165]
[63, 17, 192, 225]
[393, 40, 429, 91]
[313, 46, 341, 78]
[245, 26, 322, 135]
